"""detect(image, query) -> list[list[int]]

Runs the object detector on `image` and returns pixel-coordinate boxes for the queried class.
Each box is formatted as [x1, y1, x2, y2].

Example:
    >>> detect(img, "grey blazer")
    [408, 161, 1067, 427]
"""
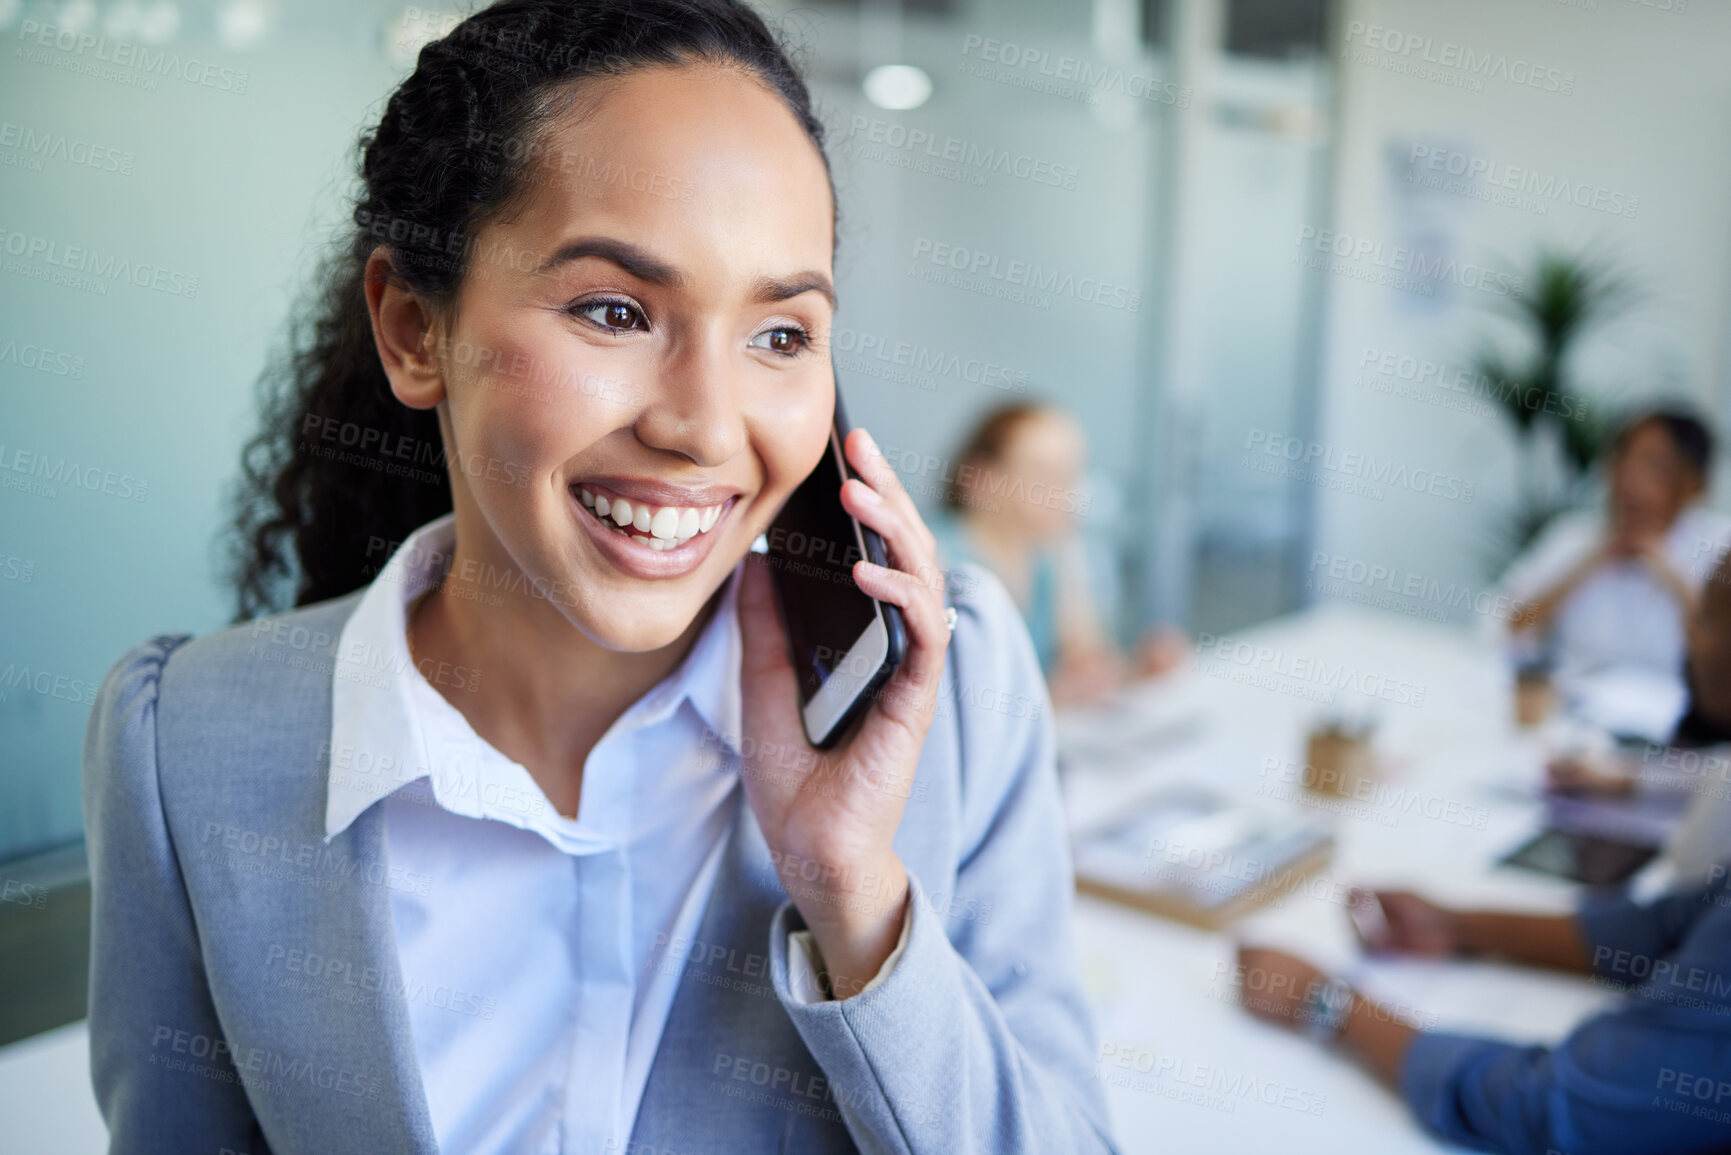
[82, 563, 1119, 1154]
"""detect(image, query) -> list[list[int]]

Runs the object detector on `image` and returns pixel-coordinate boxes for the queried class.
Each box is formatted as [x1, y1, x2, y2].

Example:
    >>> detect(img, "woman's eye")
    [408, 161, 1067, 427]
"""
[572, 299, 647, 333]
[749, 327, 809, 356]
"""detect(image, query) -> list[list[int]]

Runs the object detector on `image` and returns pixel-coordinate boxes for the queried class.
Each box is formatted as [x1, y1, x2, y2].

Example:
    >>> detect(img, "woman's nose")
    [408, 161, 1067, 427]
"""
[632, 345, 748, 467]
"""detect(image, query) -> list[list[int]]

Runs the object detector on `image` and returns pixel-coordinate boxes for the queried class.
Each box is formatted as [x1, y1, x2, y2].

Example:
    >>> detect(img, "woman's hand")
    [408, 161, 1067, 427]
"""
[1134, 626, 1189, 679]
[736, 427, 953, 999]
[1049, 647, 1127, 707]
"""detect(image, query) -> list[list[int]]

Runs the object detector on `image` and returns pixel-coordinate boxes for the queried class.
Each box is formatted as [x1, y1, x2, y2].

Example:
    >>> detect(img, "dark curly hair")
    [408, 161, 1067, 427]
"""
[227, 0, 832, 620]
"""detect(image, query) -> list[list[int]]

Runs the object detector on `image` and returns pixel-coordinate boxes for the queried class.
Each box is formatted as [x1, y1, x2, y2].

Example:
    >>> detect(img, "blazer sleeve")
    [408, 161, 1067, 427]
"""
[765, 567, 1120, 1154]
[83, 636, 267, 1154]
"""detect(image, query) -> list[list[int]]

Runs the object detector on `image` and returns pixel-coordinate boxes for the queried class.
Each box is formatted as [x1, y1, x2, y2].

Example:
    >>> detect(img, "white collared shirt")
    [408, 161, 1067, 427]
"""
[323, 514, 903, 1153]
[1503, 505, 1731, 678]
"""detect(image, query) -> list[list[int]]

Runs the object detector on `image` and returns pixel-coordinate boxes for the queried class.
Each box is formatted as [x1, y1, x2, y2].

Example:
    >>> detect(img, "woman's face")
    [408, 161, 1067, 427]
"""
[969, 411, 1086, 543]
[429, 64, 836, 652]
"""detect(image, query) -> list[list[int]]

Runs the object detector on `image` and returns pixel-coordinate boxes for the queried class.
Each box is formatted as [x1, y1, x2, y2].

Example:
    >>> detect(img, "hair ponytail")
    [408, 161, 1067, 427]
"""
[229, 257, 450, 619]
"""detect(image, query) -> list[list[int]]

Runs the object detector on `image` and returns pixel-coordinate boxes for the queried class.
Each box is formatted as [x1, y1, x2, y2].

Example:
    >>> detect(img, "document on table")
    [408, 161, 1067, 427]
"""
[1071, 786, 1334, 927]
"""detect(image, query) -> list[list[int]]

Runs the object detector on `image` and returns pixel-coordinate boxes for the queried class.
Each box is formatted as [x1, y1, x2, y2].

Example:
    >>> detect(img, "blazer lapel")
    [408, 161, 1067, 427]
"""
[180, 728, 439, 1152]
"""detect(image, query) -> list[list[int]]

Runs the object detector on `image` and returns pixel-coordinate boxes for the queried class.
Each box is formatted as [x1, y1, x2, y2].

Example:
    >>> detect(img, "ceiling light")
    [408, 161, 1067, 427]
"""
[216, 0, 271, 50]
[863, 64, 932, 111]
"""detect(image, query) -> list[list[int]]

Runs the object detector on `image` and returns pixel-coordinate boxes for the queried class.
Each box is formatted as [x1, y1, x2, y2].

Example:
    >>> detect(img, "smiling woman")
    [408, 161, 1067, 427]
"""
[81, 1, 1118, 1153]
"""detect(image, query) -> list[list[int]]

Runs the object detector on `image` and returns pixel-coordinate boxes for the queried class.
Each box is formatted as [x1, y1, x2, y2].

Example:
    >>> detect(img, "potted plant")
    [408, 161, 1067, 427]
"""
[1474, 250, 1636, 572]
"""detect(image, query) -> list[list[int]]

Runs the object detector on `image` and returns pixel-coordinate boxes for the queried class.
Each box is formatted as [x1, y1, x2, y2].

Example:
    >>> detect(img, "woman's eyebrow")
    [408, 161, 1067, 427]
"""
[535, 236, 684, 287]
[534, 236, 834, 309]
[752, 272, 836, 310]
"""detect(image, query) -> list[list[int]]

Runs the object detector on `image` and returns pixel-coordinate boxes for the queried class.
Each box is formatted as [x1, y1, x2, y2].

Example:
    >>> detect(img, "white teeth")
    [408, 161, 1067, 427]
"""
[581, 489, 730, 545]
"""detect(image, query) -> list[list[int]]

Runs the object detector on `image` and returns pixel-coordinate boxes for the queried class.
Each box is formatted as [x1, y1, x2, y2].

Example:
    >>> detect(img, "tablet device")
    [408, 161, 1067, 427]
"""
[1500, 828, 1657, 887]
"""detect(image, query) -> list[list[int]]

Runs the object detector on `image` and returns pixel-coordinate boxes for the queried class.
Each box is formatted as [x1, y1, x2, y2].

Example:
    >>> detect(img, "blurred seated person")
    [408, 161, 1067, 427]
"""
[1237, 866, 1731, 1155]
[1551, 543, 1731, 788]
[931, 403, 1184, 706]
[1502, 408, 1730, 700]
[1233, 559, 1731, 1154]
[1548, 548, 1731, 883]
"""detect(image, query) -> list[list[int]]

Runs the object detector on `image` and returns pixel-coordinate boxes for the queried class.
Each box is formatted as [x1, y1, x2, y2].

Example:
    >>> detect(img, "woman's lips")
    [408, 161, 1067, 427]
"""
[574, 484, 731, 551]
[567, 484, 736, 578]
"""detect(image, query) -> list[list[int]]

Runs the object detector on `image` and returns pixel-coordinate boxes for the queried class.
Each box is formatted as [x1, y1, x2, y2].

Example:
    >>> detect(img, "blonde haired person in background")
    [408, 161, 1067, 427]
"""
[931, 403, 1185, 706]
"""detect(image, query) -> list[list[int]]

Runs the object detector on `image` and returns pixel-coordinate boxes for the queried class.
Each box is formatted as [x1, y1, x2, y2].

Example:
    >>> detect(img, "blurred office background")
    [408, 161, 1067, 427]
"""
[3, 0, 1729, 1139]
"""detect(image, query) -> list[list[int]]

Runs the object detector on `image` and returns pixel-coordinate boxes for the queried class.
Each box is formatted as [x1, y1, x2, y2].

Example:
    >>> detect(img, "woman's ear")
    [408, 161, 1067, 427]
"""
[362, 246, 445, 411]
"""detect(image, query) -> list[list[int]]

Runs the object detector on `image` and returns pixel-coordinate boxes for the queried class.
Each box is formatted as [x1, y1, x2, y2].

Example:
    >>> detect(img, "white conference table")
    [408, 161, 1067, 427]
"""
[1063, 602, 1627, 1154]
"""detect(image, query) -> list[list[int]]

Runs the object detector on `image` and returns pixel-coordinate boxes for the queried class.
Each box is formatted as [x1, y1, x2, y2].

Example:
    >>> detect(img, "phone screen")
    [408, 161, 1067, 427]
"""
[767, 430, 880, 704]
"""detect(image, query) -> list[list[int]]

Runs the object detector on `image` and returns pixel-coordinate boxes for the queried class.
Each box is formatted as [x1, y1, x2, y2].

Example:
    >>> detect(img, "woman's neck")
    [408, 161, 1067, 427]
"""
[407, 550, 717, 819]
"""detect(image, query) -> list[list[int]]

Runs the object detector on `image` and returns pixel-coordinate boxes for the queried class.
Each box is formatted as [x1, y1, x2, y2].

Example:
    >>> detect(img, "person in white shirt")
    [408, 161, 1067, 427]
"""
[1546, 547, 1731, 881]
[1501, 409, 1731, 718]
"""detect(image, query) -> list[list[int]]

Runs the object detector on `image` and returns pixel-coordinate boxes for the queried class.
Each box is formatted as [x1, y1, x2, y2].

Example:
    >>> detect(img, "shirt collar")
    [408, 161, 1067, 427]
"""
[323, 512, 744, 841]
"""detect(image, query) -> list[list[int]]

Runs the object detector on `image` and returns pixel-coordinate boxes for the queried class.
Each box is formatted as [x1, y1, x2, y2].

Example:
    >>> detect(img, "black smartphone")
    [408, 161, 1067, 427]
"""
[765, 391, 909, 748]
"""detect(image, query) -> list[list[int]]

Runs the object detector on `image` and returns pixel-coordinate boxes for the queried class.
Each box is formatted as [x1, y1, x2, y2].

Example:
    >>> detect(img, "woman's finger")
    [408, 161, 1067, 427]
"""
[853, 560, 950, 654]
[852, 559, 950, 725]
[840, 477, 939, 586]
[843, 428, 937, 560]
[841, 480, 950, 678]
[821, 424, 954, 735]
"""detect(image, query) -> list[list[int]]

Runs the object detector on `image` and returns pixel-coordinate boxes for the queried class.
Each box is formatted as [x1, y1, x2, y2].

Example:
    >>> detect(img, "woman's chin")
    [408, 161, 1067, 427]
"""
[563, 589, 722, 656]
